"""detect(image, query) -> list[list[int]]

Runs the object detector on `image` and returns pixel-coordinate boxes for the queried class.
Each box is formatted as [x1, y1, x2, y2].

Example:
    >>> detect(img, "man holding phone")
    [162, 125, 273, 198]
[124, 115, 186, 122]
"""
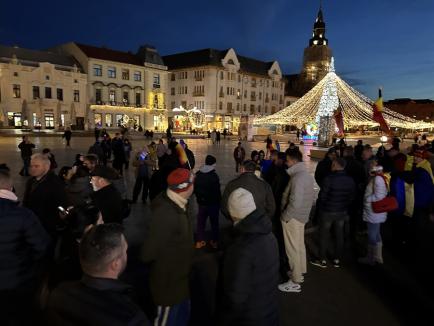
[132, 146, 154, 204]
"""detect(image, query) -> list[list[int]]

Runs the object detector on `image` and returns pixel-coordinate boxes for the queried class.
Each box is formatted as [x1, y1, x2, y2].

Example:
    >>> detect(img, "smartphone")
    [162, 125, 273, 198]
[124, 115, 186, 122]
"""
[139, 152, 148, 160]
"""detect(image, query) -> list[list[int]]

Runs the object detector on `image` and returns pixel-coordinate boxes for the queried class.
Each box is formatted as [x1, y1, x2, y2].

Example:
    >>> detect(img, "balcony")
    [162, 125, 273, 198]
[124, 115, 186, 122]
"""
[193, 92, 204, 97]
[153, 84, 161, 89]
[219, 92, 224, 98]
[250, 96, 256, 102]
[195, 76, 203, 81]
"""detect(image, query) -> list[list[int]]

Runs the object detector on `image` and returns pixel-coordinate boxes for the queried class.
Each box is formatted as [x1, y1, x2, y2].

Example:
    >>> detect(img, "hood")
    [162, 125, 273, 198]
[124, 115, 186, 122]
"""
[287, 162, 306, 176]
[234, 209, 271, 235]
[200, 164, 216, 173]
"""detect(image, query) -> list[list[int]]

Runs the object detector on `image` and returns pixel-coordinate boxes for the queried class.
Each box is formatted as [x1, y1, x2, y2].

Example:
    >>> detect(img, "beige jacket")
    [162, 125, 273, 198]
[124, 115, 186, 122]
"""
[281, 162, 314, 223]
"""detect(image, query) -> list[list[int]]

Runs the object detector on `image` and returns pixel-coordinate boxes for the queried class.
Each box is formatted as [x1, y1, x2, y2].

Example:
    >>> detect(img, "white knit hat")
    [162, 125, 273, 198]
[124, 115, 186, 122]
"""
[228, 188, 256, 222]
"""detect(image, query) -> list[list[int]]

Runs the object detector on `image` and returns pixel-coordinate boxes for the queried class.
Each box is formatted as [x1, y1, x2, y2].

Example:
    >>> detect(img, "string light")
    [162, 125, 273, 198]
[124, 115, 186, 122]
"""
[254, 58, 434, 130]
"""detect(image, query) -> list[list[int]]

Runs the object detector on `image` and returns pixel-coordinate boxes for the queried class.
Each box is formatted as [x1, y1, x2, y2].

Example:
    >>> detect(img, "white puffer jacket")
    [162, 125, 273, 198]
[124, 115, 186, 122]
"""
[363, 175, 388, 224]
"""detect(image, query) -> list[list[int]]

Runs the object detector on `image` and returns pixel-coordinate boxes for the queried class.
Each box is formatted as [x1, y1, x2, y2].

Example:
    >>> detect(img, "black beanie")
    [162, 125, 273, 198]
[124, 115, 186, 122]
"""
[205, 155, 216, 166]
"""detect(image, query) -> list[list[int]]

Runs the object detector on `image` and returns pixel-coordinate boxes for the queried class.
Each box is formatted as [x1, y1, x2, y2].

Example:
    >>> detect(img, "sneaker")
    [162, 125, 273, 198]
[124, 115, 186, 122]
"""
[278, 280, 301, 293]
[195, 241, 206, 249]
[310, 259, 327, 268]
[332, 259, 340, 268]
[286, 271, 304, 283]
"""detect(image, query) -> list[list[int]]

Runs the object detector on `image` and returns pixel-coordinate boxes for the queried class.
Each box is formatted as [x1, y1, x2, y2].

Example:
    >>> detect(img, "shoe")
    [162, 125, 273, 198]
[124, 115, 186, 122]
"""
[195, 241, 206, 249]
[310, 259, 327, 268]
[286, 271, 304, 283]
[278, 280, 301, 293]
[209, 240, 218, 249]
[332, 259, 340, 268]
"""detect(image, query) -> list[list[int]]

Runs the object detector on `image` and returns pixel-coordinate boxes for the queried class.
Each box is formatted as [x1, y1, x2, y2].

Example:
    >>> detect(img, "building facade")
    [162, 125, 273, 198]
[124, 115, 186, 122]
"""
[385, 99, 434, 123]
[163, 48, 284, 132]
[52, 43, 168, 131]
[0, 45, 87, 129]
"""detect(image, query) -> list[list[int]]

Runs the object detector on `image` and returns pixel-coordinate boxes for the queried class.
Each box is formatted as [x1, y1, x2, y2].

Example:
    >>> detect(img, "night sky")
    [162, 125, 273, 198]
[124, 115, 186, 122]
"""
[1, 0, 433, 100]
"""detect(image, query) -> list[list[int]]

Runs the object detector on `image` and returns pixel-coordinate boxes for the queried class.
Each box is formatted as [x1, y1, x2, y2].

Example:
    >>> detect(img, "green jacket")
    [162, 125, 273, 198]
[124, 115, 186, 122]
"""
[141, 191, 194, 306]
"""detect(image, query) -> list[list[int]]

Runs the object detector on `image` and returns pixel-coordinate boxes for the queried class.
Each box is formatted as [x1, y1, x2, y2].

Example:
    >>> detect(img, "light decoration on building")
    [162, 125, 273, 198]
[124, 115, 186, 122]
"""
[172, 106, 205, 129]
[254, 58, 434, 130]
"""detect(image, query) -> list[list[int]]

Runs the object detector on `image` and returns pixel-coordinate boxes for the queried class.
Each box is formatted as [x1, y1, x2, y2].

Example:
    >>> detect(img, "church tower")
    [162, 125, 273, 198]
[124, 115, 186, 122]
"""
[300, 3, 332, 89]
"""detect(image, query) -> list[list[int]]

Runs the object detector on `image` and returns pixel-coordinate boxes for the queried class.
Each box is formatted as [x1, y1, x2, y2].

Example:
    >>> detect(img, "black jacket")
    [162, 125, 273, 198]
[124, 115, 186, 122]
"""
[344, 157, 365, 189]
[318, 171, 356, 214]
[0, 198, 50, 290]
[141, 191, 193, 306]
[314, 157, 333, 188]
[221, 173, 275, 220]
[219, 210, 279, 326]
[46, 275, 149, 326]
[194, 168, 221, 205]
[23, 172, 68, 237]
[90, 184, 123, 224]
[18, 141, 35, 159]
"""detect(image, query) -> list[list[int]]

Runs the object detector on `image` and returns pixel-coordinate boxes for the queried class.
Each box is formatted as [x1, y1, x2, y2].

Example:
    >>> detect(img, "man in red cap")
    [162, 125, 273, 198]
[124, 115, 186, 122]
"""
[141, 168, 194, 326]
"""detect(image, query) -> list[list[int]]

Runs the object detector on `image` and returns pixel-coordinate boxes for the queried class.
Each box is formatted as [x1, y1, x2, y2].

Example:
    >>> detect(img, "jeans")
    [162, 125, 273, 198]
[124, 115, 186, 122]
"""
[21, 157, 30, 175]
[319, 212, 347, 260]
[196, 204, 219, 242]
[367, 222, 382, 245]
[133, 176, 149, 203]
[155, 300, 190, 326]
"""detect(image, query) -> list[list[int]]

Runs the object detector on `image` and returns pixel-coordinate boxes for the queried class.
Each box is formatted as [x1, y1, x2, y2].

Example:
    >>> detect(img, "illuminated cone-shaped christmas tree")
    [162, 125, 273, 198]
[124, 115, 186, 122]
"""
[316, 58, 338, 145]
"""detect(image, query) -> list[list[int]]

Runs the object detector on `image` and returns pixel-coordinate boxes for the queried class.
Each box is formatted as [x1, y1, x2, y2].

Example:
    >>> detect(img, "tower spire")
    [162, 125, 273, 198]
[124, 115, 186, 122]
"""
[309, 1, 328, 46]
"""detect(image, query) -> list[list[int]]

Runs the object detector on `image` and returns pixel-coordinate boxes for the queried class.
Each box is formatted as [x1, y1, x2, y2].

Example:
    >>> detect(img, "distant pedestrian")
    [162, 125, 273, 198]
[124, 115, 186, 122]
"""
[94, 127, 100, 142]
[219, 188, 279, 325]
[275, 140, 281, 153]
[279, 150, 314, 293]
[296, 129, 300, 141]
[132, 147, 154, 204]
[62, 127, 72, 147]
[194, 155, 221, 249]
[111, 133, 126, 175]
[233, 142, 246, 173]
[354, 140, 364, 161]
[216, 130, 221, 144]
[18, 136, 35, 176]
[123, 138, 132, 170]
[211, 129, 217, 144]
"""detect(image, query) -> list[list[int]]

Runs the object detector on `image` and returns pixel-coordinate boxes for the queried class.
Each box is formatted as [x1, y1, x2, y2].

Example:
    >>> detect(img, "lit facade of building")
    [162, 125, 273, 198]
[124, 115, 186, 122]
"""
[163, 48, 284, 133]
[52, 43, 168, 131]
[0, 45, 87, 129]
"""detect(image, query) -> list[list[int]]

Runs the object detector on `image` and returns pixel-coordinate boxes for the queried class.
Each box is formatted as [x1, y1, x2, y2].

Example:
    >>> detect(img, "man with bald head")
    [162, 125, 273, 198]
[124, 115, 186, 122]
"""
[23, 153, 67, 239]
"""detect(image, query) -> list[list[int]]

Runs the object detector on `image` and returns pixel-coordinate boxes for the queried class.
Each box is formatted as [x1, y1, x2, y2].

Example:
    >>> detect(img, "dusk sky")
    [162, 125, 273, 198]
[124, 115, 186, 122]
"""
[1, 0, 433, 100]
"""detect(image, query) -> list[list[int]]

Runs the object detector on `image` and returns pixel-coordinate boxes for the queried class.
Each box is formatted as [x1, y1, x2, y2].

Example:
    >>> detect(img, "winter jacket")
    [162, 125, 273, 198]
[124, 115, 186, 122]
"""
[23, 172, 68, 237]
[141, 190, 194, 306]
[221, 172, 276, 220]
[344, 157, 365, 189]
[363, 175, 388, 223]
[413, 164, 434, 209]
[18, 141, 35, 159]
[194, 166, 221, 205]
[87, 142, 105, 163]
[219, 209, 279, 326]
[318, 171, 356, 214]
[314, 157, 333, 188]
[46, 275, 149, 326]
[281, 162, 314, 224]
[0, 197, 50, 290]
[90, 184, 123, 224]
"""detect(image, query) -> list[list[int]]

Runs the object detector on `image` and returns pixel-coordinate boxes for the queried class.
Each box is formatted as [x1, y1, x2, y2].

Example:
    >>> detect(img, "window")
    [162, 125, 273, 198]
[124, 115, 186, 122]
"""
[33, 86, 40, 99]
[74, 79, 78, 83]
[219, 102, 223, 110]
[244, 90, 247, 98]
[153, 74, 160, 87]
[171, 73, 176, 81]
[259, 92, 262, 100]
[220, 71, 224, 80]
[46, 75, 50, 80]
[107, 67, 116, 78]
[136, 93, 141, 106]
[122, 69, 129, 80]
[109, 90, 116, 103]
[93, 64, 102, 77]
[134, 71, 141, 81]
[73, 90, 80, 102]
[243, 104, 246, 112]
[13, 72, 18, 77]
[123, 91, 129, 104]
[238, 75, 241, 83]
[94, 113, 102, 127]
[134, 115, 140, 127]
[237, 89, 241, 99]
[116, 114, 123, 127]
[44, 113, 54, 128]
[171, 101, 176, 109]
[57, 88, 63, 101]
[13, 84, 21, 98]
[45, 87, 52, 99]
[105, 114, 112, 127]
[171, 88, 175, 95]
[236, 103, 240, 111]
[95, 89, 102, 103]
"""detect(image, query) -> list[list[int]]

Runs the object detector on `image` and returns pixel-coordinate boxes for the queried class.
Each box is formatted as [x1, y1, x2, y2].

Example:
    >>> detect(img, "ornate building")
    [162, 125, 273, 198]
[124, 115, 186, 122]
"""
[285, 4, 333, 97]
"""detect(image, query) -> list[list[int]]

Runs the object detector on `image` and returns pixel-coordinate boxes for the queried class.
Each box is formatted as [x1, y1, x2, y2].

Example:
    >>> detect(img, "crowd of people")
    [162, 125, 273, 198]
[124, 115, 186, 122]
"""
[1, 131, 434, 325]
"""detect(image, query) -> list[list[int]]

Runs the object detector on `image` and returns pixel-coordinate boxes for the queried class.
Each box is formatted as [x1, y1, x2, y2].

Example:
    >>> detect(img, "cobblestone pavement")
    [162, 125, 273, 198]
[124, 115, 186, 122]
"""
[1, 135, 430, 326]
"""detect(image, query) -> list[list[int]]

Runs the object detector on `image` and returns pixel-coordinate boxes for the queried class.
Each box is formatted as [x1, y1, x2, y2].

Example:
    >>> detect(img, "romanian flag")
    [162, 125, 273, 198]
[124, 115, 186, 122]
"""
[372, 88, 390, 134]
[176, 143, 190, 168]
[334, 107, 344, 137]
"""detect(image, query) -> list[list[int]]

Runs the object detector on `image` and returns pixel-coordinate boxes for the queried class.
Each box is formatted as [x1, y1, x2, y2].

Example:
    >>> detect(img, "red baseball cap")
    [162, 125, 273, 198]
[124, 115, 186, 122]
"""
[167, 168, 194, 193]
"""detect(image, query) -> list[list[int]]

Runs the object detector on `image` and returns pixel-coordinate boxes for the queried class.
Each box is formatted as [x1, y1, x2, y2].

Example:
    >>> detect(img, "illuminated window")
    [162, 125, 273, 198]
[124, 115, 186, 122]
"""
[313, 40, 318, 45]
[13, 84, 21, 98]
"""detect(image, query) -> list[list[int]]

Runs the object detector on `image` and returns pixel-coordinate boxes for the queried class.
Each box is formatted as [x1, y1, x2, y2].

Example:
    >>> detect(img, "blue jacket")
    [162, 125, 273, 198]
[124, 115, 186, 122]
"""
[414, 167, 434, 209]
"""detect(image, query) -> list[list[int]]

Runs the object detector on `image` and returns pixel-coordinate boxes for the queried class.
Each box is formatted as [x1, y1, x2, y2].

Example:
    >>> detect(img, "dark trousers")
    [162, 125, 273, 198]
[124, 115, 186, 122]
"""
[66, 138, 71, 146]
[319, 212, 347, 261]
[196, 204, 220, 242]
[235, 160, 242, 173]
[20, 157, 31, 176]
[272, 217, 289, 282]
[133, 176, 149, 203]
[155, 300, 190, 326]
